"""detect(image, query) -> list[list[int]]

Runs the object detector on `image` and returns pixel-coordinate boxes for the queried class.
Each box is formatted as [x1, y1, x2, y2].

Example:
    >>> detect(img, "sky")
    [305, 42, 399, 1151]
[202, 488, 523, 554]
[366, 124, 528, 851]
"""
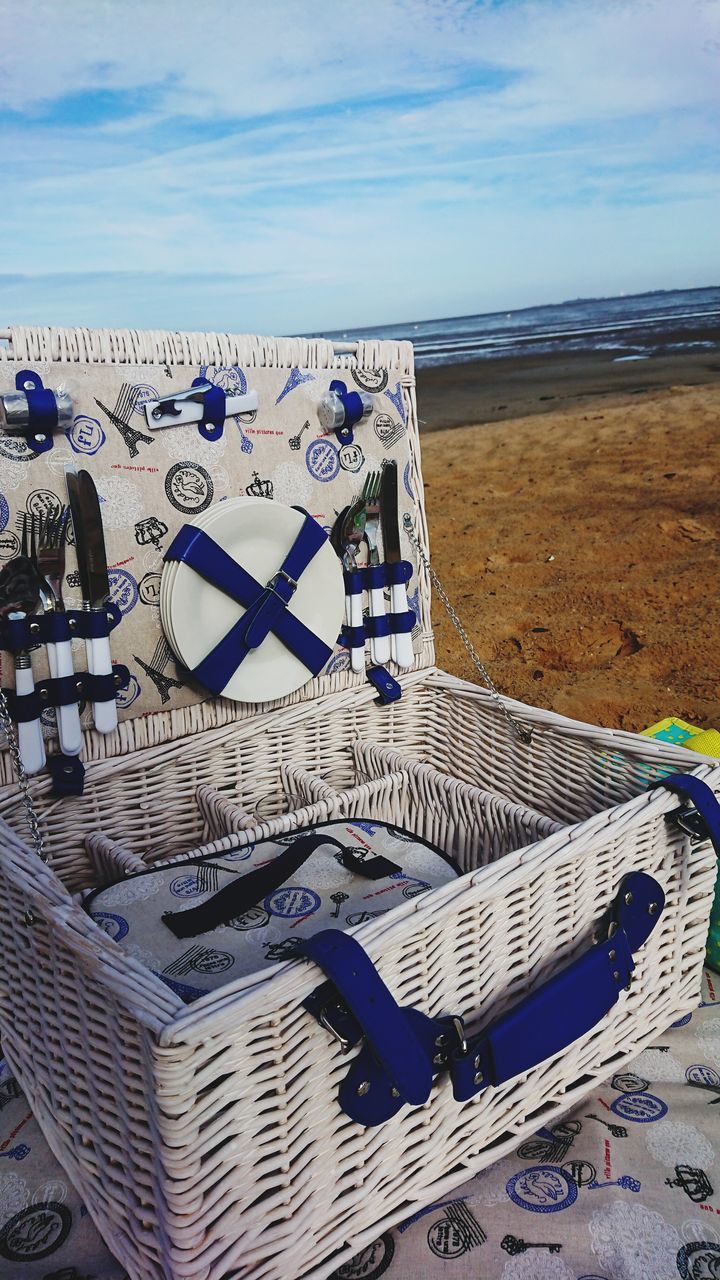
[0, 0, 719, 335]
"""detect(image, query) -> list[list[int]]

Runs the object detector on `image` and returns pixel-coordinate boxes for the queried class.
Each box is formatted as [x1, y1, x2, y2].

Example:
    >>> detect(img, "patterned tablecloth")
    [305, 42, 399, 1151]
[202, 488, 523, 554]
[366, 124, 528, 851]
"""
[0, 970, 718, 1280]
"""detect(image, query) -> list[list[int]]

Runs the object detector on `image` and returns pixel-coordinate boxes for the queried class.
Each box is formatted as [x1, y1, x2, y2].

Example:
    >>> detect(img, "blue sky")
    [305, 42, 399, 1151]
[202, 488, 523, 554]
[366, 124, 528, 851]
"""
[1, 0, 719, 334]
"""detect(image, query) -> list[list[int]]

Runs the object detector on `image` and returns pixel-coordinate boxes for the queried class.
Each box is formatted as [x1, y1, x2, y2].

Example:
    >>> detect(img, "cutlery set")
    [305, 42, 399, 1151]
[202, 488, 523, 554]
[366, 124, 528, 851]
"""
[331, 459, 415, 674]
[0, 467, 120, 774]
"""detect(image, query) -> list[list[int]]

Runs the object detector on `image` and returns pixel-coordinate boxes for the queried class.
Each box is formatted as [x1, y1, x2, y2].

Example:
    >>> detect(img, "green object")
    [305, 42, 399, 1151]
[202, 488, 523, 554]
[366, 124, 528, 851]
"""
[642, 717, 720, 973]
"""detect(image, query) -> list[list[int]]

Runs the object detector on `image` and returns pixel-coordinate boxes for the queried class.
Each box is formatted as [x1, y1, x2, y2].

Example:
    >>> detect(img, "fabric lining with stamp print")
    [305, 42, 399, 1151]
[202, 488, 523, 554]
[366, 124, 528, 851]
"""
[0, 360, 420, 725]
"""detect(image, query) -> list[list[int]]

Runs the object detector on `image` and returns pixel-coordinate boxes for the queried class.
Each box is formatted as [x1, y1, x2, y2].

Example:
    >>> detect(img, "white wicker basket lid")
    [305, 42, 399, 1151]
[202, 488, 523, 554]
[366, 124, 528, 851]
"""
[0, 327, 433, 768]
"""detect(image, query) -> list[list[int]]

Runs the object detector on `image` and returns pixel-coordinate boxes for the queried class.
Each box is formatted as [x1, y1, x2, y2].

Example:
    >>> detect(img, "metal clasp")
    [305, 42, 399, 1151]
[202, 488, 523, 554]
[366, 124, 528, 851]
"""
[670, 803, 708, 844]
[319, 1003, 362, 1055]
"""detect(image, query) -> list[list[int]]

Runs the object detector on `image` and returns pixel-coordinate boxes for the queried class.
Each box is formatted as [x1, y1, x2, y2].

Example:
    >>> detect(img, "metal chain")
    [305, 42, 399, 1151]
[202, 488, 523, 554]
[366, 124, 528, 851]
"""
[0, 686, 47, 863]
[403, 515, 533, 745]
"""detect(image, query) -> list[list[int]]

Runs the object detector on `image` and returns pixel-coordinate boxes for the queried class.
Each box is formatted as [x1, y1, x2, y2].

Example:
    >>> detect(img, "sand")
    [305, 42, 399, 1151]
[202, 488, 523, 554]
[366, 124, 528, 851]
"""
[420, 382, 720, 733]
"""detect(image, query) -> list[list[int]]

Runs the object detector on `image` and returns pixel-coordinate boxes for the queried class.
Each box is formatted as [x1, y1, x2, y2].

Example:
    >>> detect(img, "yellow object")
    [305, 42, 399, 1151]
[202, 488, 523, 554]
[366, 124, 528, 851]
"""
[686, 729, 720, 757]
[641, 717, 720, 755]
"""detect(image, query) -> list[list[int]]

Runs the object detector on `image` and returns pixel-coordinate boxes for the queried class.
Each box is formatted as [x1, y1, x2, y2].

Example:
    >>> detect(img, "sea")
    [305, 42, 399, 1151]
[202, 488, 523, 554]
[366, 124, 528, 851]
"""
[318, 286, 720, 369]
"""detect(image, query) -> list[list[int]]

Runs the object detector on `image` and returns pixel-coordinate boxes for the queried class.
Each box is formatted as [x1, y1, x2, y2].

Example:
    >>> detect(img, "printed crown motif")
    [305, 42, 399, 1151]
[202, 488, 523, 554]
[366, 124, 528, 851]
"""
[245, 471, 273, 499]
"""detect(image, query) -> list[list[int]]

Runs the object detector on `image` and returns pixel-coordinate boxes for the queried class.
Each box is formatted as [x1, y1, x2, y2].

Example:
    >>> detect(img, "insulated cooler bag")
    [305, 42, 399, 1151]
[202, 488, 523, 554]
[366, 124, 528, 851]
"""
[0, 325, 716, 1280]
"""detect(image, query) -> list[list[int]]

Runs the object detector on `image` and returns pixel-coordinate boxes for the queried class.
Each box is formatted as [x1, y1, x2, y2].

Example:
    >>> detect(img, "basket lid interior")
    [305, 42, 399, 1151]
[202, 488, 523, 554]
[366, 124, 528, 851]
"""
[0, 326, 433, 767]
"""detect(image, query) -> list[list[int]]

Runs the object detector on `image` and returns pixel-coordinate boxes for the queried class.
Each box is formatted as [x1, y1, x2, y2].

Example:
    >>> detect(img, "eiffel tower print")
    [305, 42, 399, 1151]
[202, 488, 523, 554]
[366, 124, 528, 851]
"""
[95, 383, 156, 459]
[134, 637, 184, 704]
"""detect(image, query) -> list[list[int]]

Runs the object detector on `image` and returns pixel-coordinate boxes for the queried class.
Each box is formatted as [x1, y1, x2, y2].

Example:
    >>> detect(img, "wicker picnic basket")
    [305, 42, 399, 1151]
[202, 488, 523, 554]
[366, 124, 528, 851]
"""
[0, 326, 716, 1280]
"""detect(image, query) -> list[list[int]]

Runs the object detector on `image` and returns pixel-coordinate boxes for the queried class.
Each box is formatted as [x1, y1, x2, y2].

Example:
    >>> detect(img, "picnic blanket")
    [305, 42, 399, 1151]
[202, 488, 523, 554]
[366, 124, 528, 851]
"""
[0, 969, 718, 1280]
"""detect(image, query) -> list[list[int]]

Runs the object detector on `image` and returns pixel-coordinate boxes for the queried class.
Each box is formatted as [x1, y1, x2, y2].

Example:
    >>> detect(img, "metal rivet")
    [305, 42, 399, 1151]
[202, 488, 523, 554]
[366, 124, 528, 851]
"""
[625, 982, 632, 992]
[432, 1053, 445, 1066]
[434, 1035, 447, 1048]
[23, 380, 34, 390]
[474, 1070, 484, 1085]
[63, 766, 73, 775]
[68, 618, 77, 630]
[474, 1054, 482, 1069]
[390, 1087, 400, 1098]
[76, 680, 84, 692]
[114, 673, 122, 685]
[39, 688, 49, 699]
[624, 892, 633, 905]
[356, 1081, 370, 1097]
[608, 920, 618, 938]
[36, 435, 46, 444]
[609, 949, 616, 961]
[648, 901, 658, 915]
[613, 971, 621, 981]
[106, 611, 114, 624]
[29, 621, 40, 634]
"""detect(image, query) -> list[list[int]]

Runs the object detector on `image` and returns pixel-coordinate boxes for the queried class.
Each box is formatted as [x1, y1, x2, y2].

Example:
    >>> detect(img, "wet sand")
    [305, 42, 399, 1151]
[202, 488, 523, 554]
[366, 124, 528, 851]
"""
[416, 345, 720, 432]
[420, 379, 720, 734]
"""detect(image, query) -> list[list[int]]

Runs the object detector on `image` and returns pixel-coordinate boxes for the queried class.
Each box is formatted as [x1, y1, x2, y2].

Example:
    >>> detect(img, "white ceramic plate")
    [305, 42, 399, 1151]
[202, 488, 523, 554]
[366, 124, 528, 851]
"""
[161, 497, 344, 703]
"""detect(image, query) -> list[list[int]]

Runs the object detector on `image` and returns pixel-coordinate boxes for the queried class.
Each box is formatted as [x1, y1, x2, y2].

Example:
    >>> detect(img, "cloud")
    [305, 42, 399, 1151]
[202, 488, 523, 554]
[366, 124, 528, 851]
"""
[0, 0, 718, 329]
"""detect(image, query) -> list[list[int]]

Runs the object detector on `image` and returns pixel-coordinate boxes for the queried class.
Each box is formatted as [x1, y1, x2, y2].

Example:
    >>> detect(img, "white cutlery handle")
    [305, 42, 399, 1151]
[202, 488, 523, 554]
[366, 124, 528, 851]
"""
[368, 587, 391, 665]
[15, 662, 46, 775]
[88, 628, 118, 734]
[348, 589, 366, 674]
[390, 582, 415, 669]
[47, 639, 82, 755]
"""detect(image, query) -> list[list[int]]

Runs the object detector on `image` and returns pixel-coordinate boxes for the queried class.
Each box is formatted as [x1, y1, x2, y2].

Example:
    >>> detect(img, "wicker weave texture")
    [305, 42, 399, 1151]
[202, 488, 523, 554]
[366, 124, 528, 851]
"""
[0, 684, 716, 1279]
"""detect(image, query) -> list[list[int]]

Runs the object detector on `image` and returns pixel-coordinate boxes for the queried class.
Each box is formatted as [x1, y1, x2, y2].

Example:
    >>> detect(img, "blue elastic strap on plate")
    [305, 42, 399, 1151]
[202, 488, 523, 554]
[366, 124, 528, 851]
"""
[164, 516, 333, 694]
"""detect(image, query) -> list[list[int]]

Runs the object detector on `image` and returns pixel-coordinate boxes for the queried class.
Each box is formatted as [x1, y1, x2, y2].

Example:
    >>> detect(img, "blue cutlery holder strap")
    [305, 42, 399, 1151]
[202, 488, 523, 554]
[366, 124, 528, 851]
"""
[164, 517, 333, 695]
[304, 870, 666, 1126]
[344, 560, 413, 594]
[2, 665, 130, 720]
[11, 370, 57, 453]
[341, 610, 415, 648]
[193, 376, 226, 441]
[0, 604, 122, 653]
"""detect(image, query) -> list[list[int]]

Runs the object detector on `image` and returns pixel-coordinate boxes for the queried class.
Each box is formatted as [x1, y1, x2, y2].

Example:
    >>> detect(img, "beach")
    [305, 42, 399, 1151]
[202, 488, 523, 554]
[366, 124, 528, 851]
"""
[419, 368, 720, 734]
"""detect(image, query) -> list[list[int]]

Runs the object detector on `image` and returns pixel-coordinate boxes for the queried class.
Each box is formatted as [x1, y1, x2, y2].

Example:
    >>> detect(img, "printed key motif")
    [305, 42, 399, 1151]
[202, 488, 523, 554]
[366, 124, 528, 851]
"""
[585, 1111, 628, 1137]
[330, 891, 349, 918]
[588, 1175, 641, 1192]
[501, 1235, 561, 1256]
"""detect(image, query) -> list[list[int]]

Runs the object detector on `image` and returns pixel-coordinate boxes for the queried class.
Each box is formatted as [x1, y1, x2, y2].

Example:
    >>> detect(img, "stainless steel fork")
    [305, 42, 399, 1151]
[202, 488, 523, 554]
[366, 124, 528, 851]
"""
[362, 470, 391, 665]
[33, 508, 82, 755]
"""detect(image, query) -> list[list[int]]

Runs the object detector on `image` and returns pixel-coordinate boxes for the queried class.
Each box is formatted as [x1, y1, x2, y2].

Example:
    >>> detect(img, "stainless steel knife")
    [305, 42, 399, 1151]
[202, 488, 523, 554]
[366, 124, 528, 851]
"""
[379, 460, 414, 669]
[65, 464, 118, 733]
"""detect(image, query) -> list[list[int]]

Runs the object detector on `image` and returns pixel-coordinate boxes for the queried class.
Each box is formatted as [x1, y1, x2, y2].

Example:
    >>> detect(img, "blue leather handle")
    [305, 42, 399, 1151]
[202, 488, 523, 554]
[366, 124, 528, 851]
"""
[305, 870, 666, 1125]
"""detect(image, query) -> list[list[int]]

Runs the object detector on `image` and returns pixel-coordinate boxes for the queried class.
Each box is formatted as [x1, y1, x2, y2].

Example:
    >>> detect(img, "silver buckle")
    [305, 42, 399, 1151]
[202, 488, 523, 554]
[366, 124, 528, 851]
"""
[671, 804, 708, 844]
[319, 1004, 362, 1056]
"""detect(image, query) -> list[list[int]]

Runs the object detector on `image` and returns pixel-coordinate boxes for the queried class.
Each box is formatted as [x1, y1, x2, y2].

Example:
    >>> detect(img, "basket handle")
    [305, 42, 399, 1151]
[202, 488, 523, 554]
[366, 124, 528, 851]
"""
[161, 832, 404, 939]
[301, 869, 666, 1126]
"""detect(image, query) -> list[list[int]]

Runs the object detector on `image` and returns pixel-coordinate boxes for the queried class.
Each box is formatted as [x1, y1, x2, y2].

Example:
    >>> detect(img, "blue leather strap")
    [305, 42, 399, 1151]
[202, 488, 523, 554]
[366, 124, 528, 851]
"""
[305, 870, 666, 1125]
[2, 666, 130, 720]
[193, 377, 226, 441]
[164, 517, 333, 694]
[0, 604, 121, 652]
[48, 754, 86, 797]
[367, 666, 402, 704]
[300, 931, 434, 1111]
[452, 870, 663, 1100]
[14, 370, 55, 453]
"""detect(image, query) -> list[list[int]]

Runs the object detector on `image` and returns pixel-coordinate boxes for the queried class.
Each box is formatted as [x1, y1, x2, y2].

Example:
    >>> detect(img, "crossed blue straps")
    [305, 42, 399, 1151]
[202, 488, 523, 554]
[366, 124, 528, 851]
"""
[164, 511, 333, 694]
